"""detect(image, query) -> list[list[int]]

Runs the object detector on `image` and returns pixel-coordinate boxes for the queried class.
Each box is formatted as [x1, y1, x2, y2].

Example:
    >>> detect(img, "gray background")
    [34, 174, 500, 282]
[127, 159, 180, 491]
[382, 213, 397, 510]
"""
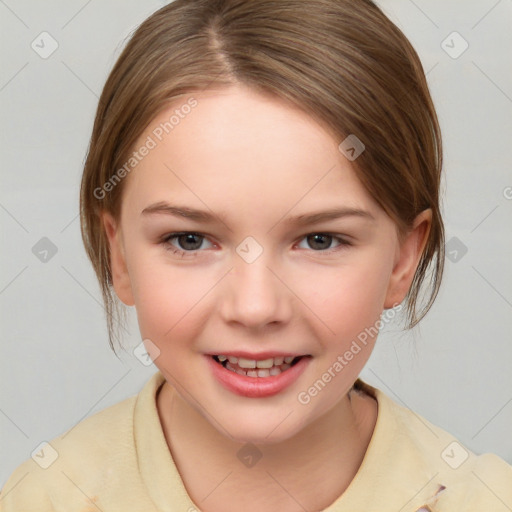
[1, 0, 511, 488]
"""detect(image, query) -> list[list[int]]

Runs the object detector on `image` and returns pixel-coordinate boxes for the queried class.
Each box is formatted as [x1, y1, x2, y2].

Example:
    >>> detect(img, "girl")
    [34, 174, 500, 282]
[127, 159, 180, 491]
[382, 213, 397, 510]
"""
[2, 0, 511, 510]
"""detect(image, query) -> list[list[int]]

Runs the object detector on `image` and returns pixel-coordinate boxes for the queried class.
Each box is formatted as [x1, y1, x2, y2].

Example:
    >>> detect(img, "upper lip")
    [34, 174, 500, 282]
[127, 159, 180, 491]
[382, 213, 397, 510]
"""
[205, 351, 309, 360]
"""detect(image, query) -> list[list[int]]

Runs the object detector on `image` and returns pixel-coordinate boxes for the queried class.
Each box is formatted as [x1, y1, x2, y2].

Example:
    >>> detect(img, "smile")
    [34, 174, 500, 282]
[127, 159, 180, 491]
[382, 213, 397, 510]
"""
[212, 354, 303, 377]
[207, 353, 312, 398]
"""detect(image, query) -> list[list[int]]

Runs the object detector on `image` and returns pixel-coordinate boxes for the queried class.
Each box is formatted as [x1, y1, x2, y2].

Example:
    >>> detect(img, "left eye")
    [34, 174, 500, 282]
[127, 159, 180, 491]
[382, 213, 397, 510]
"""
[296, 233, 347, 252]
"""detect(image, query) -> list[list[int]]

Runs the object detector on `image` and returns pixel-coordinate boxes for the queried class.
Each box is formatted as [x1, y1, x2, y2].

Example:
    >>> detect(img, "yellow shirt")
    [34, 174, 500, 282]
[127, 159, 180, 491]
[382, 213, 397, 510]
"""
[1, 371, 511, 511]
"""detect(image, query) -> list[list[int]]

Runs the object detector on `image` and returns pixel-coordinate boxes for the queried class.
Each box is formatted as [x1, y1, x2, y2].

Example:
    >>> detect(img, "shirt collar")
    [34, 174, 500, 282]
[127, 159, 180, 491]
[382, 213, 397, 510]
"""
[134, 372, 451, 511]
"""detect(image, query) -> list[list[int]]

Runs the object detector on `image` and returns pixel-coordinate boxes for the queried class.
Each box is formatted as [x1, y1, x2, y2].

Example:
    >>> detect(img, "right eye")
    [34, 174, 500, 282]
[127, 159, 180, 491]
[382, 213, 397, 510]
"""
[161, 232, 214, 258]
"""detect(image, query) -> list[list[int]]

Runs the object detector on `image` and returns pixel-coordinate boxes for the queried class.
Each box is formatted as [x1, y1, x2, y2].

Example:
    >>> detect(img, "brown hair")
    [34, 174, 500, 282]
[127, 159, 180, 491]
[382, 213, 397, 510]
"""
[80, 0, 444, 352]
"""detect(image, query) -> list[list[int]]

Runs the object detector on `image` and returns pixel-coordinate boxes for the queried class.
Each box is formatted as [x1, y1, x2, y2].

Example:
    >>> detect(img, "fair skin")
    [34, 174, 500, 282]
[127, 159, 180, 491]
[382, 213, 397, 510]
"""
[103, 84, 431, 511]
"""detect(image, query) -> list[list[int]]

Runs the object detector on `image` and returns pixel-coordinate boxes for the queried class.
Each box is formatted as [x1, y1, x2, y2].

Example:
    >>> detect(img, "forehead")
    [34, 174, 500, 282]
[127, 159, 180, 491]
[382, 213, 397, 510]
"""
[120, 84, 379, 223]
[141, 84, 338, 166]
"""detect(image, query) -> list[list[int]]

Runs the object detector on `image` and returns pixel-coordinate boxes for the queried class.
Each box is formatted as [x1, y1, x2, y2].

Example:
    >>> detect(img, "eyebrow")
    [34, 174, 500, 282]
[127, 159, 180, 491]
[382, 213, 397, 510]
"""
[141, 201, 375, 226]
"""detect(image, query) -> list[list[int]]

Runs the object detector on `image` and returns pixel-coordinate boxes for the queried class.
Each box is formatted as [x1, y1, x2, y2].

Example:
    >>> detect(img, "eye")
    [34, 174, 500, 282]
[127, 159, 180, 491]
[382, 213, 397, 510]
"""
[161, 232, 213, 258]
[296, 233, 351, 253]
[160, 231, 351, 259]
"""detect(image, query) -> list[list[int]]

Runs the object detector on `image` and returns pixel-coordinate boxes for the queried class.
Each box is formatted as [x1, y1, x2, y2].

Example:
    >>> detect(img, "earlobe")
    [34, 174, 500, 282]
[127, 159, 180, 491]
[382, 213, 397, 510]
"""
[101, 211, 135, 306]
[384, 209, 432, 308]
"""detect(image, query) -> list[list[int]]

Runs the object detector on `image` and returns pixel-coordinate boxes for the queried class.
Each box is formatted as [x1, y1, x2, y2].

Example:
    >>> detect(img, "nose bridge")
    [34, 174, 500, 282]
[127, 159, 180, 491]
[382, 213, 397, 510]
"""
[220, 237, 291, 327]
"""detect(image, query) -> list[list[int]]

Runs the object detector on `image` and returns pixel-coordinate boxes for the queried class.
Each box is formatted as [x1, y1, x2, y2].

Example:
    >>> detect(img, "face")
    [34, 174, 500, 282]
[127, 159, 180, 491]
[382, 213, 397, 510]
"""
[103, 84, 429, 443]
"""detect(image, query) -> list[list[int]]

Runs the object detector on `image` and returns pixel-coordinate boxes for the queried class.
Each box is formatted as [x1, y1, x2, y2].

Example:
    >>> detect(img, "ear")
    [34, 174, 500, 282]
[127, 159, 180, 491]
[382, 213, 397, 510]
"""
[101, 211, 135, 306]
[384, 209, 432, 308]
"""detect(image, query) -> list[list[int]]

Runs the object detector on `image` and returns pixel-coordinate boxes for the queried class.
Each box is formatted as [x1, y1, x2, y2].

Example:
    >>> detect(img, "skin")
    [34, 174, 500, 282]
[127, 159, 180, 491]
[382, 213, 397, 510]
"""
[102, 84, 431, 511]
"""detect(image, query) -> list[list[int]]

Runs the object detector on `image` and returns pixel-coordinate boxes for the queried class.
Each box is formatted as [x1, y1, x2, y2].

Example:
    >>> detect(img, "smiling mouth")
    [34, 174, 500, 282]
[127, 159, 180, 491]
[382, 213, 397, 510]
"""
[211, 354, 306, 378]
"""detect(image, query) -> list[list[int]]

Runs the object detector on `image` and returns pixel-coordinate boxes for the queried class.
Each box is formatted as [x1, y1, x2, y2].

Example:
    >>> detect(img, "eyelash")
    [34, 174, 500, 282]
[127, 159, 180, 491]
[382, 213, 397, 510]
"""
[160, 232, 352, 258]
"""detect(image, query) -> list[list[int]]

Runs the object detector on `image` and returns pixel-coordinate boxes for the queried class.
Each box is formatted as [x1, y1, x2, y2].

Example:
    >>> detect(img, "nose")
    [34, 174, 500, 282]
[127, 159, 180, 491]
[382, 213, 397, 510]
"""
[219, 255, 292, 330]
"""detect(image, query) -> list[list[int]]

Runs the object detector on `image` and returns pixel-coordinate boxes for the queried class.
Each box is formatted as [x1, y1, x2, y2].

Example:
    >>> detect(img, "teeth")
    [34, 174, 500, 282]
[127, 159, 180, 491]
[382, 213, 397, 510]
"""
[256, 358, 274, 369]
[217, 355, 298, 368]
[238, 357, 256, 369]
[226, 362, 245, 376]
[222, 355, 304, 378]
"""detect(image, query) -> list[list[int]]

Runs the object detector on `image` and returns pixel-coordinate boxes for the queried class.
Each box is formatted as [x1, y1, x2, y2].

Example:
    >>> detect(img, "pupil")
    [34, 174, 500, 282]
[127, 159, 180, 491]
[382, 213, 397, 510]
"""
[179, 234, 202, 250]
[308, 234, 331, 250]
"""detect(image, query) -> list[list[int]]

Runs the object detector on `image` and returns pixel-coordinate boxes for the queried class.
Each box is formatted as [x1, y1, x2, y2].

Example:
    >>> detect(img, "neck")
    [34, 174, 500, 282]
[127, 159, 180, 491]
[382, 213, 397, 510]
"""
[157, 381, 377, 512]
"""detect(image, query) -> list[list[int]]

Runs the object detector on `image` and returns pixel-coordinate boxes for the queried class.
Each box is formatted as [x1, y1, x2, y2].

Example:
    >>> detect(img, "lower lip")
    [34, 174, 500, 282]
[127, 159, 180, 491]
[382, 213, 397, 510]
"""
[206, 355, 311, 398]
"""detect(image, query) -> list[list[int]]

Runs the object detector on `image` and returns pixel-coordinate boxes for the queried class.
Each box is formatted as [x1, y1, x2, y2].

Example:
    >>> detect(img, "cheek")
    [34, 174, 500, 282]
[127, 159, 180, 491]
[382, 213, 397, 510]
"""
[127, 249, 217, 341]
[293, 259, 392, 414]
[301, 254, 394, 341]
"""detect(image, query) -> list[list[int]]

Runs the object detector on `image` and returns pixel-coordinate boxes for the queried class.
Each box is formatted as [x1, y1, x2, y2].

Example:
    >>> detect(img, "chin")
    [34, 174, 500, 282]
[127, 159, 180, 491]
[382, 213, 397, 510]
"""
[213, 407, 311, 446]
[225, 424, 298, 446]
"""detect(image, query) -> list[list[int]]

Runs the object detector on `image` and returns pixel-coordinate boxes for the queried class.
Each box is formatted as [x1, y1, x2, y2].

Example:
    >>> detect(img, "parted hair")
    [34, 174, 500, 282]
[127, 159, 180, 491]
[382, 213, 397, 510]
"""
[80, 0, 445, 351]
